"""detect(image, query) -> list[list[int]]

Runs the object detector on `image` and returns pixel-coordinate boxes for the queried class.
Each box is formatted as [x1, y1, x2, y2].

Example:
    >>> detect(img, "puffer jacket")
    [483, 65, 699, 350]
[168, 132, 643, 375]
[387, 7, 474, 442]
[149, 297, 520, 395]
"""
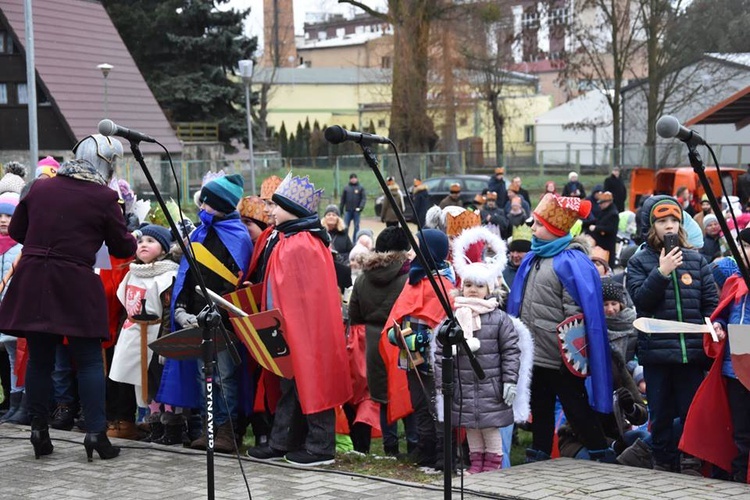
[517, 239, 588, 369]
[348, 250, 410, 403]
[0, 242, 21, 301]
[435, 308, 520, 428]
[626, 244, 717, 365]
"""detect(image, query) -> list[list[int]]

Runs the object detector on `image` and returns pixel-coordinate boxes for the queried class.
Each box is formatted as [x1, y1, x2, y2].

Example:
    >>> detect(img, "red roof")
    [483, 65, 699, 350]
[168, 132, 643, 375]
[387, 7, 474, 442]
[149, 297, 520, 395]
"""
[2, 0, 181, 153]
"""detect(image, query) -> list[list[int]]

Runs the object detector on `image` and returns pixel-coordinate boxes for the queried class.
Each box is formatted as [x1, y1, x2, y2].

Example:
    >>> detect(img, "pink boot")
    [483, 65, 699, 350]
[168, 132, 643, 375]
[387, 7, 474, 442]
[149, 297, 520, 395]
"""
[482, 452, 502, 472]
[466, 452, 484, 474]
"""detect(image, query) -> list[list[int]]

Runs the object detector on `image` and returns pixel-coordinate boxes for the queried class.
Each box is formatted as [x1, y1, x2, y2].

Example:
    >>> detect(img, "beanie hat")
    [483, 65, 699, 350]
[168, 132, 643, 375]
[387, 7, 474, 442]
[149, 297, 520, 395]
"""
[200, 174, 244, 214]
[508, 238, 531, 253]
[711, 257, 740, 289]
[534, 193, 592, 237]
[349, 243, 370, 263]
[0, 192, 20, 216]
[35, 156, 60, 178]
[703, 213, 718, 227]
[601, 278, 624, 304]
[452, 226, 507, 291]
[355, 228, 374, 243]
[324, 204, 340, 217]
[0, 162, 27, 194]
[649, 198, 683, 224]
[139, 224, 173, 254]
[375, 226, 411, 253]
[418, 229, 449, 267]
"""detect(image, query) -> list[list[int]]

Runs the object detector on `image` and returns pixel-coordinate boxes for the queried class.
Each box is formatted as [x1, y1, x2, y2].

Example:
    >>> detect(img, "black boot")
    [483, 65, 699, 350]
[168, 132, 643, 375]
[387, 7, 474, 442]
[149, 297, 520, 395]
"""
[7, 392, 30, 425]
[152, 412, 185, 446]
[83, 432, 121, 462]
[140, 413, 164, 443]
[525, 448, 551, 463]
[0, 392, 21, 423]
[50, 404, 77, 431]
[616, 438, 653, 469]
[30, 417, 54, 459]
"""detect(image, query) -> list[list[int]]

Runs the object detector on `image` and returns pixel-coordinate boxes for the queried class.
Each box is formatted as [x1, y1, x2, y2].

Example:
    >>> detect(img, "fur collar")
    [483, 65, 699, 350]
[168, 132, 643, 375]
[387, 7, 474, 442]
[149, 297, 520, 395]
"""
[359, 250, 409, 271]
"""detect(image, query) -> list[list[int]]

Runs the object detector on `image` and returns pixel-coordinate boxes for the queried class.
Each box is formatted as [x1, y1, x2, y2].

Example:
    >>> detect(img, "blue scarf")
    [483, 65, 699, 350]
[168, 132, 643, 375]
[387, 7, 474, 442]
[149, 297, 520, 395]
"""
[409, 259, 454, 285]
[531, 234, 573, 258]
[507, 244, 613, 414]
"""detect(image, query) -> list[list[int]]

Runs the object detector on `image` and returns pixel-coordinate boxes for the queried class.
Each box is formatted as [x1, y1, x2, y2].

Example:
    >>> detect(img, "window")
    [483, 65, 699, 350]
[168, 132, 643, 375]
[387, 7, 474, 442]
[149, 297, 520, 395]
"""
[0, 84, 7, 104]
[0, 31, 6, 53]
[524, 125, 534, 144]
[521, 9, 540, 29]
[377, 119, 386, 128]
[381, 56, 391, 69]
[17, 83, 27, 104]
[464, 179, 487, 192]
[459, 116, 468, 127]
[423, 178, 442, 191]
[336, 27, 345, 38]
[549, 7, 569, 26]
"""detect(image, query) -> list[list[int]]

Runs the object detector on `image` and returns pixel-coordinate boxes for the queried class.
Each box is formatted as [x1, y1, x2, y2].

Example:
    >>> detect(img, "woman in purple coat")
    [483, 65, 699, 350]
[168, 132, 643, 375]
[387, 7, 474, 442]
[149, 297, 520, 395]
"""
[0, 158, 136, 461]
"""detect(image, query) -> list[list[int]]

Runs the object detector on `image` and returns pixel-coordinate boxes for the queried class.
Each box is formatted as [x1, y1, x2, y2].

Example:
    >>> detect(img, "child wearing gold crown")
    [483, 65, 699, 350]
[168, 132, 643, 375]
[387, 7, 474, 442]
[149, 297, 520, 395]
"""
[245, 173, 352, 466]
[507, 193, 613, 463]
[434, 226, 533, 474]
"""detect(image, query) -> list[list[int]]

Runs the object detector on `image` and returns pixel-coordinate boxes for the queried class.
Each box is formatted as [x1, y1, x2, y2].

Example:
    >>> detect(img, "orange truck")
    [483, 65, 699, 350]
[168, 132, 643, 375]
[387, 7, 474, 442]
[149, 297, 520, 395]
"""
[628, 166, 746, 212]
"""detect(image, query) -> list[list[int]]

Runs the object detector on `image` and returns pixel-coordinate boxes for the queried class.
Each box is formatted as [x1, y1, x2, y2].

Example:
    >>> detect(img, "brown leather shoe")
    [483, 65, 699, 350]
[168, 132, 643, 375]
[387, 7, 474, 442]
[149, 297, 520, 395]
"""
[214, 423, 236, 454]
[106, 420, 141, 440]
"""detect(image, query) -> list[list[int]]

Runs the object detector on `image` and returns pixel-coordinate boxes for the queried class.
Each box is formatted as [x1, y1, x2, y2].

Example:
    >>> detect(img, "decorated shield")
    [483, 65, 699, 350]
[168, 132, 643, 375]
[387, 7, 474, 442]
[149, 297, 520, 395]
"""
[557, 314, 588, 377]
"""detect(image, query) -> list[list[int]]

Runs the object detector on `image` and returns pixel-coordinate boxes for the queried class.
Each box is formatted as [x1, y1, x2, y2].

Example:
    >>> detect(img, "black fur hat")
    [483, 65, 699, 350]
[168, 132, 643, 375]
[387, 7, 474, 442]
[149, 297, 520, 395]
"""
[375, 226, 411, 253]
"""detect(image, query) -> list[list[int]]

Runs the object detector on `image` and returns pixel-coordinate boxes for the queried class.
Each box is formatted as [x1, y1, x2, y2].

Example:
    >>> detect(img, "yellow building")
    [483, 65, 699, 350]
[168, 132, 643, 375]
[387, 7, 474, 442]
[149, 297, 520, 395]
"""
[252, 67, 550, 164]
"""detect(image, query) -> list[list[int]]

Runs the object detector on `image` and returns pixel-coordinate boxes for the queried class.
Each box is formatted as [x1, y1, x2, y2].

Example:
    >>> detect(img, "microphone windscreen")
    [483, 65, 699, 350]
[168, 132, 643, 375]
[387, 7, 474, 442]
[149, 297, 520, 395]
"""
[324, 125, 347, 144]
[656, 115, 680, 139]
[98, 119, 116, 136]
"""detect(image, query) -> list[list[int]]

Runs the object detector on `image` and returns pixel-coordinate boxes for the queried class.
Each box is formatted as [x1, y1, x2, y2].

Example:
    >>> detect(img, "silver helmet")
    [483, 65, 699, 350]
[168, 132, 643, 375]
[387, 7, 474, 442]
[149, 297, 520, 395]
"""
[72, 134, 123, 182]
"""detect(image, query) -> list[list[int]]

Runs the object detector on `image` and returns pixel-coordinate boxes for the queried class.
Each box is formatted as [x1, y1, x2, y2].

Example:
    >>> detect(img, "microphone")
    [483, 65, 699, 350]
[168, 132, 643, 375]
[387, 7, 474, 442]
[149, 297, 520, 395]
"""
[656, 115, 706, 147]
[324, 125, 391, 145]
[98, 119, 157, 144]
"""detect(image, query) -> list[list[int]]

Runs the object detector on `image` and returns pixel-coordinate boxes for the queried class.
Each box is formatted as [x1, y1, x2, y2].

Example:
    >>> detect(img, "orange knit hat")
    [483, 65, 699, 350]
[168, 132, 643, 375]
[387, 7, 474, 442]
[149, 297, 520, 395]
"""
[534, 193, 592, 237]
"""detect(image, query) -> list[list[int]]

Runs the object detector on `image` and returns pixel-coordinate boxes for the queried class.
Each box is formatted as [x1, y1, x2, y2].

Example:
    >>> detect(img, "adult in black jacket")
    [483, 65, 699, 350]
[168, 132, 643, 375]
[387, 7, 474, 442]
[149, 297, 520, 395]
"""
[562, 172, 586, 199]
[339, 173, 366, 240]
[487, 167, 508, 209]
[586, 192, 619, 268]
[322, 205, 353, 264]
[603, 168, 627, 212]
[626, 197, 718, 474]
[410, 179, 431, 227]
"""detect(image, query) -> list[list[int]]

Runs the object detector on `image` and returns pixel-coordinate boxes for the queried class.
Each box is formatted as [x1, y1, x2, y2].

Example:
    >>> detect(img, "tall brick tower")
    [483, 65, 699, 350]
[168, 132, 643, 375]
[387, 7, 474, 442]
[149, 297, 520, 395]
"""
[262, 0, 297, 67]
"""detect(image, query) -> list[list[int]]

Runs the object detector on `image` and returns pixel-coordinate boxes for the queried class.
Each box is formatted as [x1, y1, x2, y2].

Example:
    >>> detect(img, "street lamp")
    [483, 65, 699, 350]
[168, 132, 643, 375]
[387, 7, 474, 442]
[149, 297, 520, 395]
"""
[238, 59, 256, 195]
[97, 63, 113, 118]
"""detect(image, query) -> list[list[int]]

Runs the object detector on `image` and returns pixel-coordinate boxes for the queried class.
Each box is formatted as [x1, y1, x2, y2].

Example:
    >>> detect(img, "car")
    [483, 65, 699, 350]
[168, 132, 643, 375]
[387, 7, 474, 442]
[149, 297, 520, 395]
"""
[374, 174, 492, 221]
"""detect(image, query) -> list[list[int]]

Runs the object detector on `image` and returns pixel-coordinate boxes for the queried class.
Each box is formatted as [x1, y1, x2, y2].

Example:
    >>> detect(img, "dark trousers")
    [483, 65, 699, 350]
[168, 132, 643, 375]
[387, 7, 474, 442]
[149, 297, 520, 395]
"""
[269, 378, 335, 456]
[26, 333, 107, 433]
[380, 403, 418, 452]
[531, 366, 608, 455]
[105, 346, 136, 422]
[407, 370, 439, 457]
[642, 363, 704, 466]
[343, 403, 371, 454]
[726, 376, 750, 481]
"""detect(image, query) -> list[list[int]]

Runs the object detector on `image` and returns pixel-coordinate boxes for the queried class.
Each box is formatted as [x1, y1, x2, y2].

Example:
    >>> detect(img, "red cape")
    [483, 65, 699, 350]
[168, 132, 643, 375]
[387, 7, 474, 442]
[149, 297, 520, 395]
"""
[247, 225, 274, 281]
[263, 231, 352, 414]
[680, 275, 742, 475]
[100, 256, 133, 349]
[379, 276, 454, 424]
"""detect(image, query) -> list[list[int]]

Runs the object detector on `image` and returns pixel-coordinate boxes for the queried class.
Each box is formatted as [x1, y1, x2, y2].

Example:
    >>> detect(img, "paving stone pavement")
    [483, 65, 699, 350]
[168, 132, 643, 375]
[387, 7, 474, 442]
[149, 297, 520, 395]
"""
[0, 424, 749, 499]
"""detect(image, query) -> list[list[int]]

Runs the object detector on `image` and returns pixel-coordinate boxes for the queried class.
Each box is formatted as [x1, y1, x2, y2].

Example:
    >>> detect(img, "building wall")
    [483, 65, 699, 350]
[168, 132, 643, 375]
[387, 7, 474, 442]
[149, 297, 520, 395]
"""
[262, 0, 297, 67]
[298, 37, 394, 69]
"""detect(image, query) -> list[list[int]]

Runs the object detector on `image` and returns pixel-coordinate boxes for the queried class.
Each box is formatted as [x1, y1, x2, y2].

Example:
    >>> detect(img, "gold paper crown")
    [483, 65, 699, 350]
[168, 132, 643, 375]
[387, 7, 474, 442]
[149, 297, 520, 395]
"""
[534, 193, 592, 237]
[260, 175, 282, 200]
[237, 196, 271, 225]
[446, 210, 480, 237]
[273, 172, 324, 215]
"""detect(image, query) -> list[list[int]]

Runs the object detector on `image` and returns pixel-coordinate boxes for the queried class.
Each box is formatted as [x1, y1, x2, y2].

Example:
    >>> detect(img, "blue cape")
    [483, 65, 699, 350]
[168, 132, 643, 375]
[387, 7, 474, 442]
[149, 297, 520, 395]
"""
[157, 213, 253, 409]
[507, 248, 613, 413]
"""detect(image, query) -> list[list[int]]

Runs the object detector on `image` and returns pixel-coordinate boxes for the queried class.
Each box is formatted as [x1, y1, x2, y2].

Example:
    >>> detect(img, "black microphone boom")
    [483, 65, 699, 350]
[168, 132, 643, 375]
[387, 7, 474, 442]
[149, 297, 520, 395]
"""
[656, 115, 706, 147]
[324, 125, 391, 145]
[98, 119, 157, 144]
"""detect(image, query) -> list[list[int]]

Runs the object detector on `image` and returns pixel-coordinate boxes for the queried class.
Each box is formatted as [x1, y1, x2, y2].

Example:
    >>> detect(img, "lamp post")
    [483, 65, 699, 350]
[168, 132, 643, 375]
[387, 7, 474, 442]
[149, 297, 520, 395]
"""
[97, 63, 113, 118]
[239, 59, 256, 195]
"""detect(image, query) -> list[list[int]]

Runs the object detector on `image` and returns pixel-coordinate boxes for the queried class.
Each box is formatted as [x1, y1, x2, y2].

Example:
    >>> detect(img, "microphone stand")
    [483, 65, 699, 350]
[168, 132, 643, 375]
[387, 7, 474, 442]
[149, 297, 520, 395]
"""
[358, 144, 483, 500]
[686, 144, 750, 290]
[129, 140, 241, 500]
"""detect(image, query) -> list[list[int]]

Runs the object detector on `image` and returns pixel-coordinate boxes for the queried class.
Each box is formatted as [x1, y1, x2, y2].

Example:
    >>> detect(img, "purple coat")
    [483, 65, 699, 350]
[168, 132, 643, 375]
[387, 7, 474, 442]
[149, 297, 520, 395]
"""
[0, 176, 136, 339]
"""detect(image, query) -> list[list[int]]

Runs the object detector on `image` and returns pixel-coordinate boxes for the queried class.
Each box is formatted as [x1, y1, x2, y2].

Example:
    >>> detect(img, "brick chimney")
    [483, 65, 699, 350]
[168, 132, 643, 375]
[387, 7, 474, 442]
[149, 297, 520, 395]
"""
[262, 0, 297, 67]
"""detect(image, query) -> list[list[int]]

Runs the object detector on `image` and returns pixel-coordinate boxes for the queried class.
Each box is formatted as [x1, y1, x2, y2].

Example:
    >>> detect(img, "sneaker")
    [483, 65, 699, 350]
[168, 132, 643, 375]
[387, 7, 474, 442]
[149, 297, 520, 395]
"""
[246, 444, 286, 461]
[284, 449, 335, 466]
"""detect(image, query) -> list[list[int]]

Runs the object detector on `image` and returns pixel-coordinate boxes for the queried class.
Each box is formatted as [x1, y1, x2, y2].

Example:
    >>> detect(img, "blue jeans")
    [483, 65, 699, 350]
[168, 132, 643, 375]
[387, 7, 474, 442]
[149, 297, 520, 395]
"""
[196, 347, 238, 427]
[25, 333, 106, 433]
[643, 363, 704, 466]
[344, 210, 361, 241]
[379, 403, 418, 451]
[52, 343, 76, 405]
[1, 338, 22, 393]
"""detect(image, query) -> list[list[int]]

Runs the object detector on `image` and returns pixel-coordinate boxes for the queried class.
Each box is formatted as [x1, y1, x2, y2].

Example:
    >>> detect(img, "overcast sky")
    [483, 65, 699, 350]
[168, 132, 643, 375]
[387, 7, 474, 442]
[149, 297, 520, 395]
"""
[225, 0, 387, 47]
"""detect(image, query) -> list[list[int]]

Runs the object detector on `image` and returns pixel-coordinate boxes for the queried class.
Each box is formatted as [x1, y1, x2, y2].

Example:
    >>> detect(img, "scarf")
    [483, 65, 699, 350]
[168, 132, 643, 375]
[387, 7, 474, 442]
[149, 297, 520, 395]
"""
[408, 258, 453, 285]
[454, 296, 498, 340]
[277, 214, 330, 246]
[57, 160, 107, 186]
[129, 259, 180, 279]
[0, 234, 17, 255]
[531, 233, 573, 258]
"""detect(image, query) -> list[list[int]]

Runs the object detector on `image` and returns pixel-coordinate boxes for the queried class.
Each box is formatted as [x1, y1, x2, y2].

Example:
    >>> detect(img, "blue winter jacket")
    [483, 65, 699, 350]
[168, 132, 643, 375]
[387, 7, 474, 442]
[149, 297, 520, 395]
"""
[626, 245, 717, 365]
[0, 243, 21, 301]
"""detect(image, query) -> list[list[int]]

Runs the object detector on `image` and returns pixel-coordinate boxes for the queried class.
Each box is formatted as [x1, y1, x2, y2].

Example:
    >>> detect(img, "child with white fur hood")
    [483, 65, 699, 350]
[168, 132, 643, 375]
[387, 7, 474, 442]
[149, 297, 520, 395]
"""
[435, 226, 533, 474]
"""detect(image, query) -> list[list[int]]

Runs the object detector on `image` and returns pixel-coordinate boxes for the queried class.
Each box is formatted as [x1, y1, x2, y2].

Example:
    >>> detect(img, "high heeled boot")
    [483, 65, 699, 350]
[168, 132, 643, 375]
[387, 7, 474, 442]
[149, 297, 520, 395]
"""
[30, 417, 54, 459]
[83, 432, 121, 462]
